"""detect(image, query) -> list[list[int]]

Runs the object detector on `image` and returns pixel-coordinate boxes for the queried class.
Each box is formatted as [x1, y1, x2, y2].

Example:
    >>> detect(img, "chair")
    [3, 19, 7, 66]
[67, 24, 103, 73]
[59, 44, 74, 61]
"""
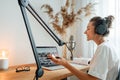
[116, 69, 120, 80]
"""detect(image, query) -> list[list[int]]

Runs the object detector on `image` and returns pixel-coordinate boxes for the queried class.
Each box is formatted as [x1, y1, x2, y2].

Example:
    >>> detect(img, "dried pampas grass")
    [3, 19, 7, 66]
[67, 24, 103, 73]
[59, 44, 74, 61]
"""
[41, 0, 96, 35]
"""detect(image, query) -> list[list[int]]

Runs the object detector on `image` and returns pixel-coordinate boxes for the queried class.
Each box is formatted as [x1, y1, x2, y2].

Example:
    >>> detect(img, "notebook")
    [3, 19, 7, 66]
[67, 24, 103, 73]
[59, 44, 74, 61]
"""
[36, 46, 64, 70]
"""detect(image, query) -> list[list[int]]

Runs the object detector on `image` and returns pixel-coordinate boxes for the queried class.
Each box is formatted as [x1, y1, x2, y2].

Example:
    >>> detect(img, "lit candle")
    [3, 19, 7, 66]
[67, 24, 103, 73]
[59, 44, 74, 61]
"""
[0, 49, 9, 70]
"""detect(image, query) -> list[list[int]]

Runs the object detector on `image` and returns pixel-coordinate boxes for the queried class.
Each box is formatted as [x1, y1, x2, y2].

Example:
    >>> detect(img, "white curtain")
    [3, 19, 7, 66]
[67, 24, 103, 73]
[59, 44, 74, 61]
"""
[108, 0, 120, 57]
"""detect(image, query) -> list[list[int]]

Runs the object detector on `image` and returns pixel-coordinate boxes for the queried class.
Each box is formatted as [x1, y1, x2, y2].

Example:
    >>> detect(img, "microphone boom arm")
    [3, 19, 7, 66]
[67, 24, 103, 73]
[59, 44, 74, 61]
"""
[19, 0, 65, 46]
[18, 0, 65, 80]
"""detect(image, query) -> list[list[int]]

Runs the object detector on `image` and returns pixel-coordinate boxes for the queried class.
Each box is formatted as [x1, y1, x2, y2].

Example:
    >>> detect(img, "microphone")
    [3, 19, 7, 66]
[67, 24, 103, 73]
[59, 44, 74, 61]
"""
[66, 35, 76, 60]
[66, 35, 76, 51]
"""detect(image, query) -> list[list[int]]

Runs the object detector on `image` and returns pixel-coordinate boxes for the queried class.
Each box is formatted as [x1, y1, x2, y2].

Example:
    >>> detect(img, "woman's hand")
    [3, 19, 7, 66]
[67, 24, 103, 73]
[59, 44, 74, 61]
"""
[47, 54, 68, 66]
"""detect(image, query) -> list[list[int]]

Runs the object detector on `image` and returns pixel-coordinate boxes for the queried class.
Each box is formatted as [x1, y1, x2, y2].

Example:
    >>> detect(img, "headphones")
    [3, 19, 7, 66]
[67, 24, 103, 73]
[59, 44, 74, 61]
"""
[95, 19, 107, 35]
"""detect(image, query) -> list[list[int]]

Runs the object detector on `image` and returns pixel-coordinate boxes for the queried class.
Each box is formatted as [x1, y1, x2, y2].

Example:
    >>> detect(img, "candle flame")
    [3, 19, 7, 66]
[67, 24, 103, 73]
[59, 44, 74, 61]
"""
[0, 49, 8, 58]
[2, 51, 6, 58]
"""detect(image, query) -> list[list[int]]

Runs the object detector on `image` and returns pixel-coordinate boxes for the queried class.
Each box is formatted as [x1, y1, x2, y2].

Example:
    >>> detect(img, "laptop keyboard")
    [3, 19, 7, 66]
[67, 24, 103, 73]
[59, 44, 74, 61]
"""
[43, 63, 59, 67]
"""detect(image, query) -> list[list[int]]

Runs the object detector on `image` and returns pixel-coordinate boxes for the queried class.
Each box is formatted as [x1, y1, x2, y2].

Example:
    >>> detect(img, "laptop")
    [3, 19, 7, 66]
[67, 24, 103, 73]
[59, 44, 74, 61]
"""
[36, 46, 64, 70]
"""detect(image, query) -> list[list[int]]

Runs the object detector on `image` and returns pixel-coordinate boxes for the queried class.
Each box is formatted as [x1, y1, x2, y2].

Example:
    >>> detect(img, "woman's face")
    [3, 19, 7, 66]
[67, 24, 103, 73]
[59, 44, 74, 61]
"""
[84, 21, 96, 41]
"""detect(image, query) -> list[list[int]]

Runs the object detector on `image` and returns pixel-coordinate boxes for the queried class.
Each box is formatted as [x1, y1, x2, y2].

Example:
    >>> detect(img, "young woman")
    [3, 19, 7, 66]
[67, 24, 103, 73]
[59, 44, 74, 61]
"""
[48, 15, 120, 80]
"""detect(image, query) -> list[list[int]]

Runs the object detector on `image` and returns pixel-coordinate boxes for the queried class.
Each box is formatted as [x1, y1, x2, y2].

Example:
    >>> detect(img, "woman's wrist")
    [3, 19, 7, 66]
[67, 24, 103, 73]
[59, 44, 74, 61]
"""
[62, 60, 70, 68]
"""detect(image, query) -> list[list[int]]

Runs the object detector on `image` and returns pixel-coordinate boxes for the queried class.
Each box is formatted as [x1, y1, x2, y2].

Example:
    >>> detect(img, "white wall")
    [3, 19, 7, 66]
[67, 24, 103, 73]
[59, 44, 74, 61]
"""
[0, 0, 60, 66]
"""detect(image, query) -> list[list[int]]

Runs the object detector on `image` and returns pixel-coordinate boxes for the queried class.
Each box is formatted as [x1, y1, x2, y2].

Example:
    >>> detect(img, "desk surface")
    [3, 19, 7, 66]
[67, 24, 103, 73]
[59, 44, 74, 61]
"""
[0, 63, 89, 80]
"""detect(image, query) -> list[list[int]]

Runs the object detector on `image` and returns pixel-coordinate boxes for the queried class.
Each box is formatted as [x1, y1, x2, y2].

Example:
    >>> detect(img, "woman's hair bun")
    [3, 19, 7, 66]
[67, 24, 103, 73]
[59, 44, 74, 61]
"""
[104, 15, 114, 28]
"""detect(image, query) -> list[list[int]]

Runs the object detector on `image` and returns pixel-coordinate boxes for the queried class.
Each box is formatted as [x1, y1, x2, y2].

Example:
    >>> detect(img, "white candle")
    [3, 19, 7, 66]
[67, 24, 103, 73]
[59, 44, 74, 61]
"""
[0, 58, 9, 70]
[0, 50, 9, 70]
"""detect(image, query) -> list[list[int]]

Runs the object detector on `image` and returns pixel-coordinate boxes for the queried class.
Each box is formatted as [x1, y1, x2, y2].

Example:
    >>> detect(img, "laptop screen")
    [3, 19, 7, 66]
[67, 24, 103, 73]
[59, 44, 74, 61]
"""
[36, 46, 59, 67]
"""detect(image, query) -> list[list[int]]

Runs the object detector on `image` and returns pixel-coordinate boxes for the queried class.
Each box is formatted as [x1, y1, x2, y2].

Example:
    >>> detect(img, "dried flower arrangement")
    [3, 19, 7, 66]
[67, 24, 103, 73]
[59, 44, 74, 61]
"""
[41, 0, 96, 35]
